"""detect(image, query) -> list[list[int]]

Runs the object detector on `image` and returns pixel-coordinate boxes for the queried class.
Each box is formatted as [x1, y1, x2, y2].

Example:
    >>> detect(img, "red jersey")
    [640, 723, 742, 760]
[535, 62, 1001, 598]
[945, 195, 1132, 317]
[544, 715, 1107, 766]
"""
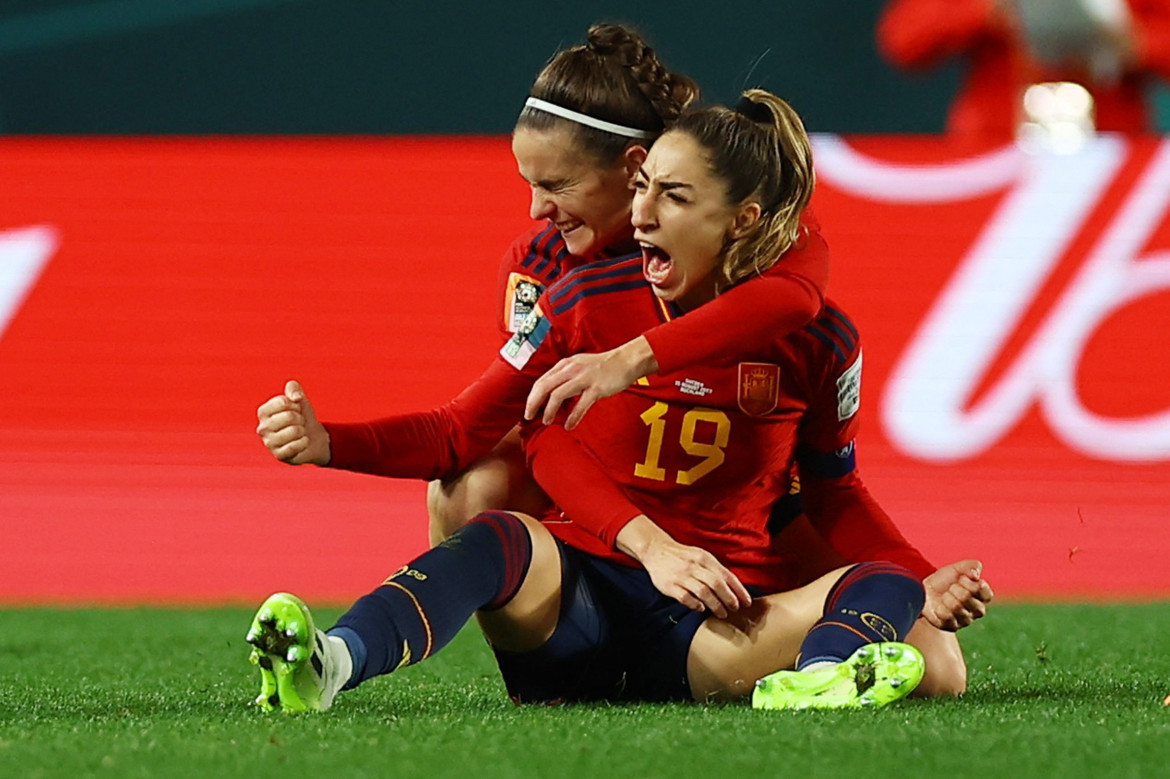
[323, 221, 931, 588]
[513, 257, 906, 591]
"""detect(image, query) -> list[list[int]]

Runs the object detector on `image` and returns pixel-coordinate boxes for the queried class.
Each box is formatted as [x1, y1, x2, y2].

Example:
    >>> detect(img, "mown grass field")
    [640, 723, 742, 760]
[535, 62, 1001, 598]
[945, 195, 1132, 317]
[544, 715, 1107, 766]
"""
[2, 602, 1169, 778]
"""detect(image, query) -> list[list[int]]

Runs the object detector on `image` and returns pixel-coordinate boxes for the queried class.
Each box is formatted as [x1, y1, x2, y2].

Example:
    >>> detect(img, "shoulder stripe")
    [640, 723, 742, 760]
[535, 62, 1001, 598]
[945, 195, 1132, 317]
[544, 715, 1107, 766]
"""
[816, 317, 856, 353]
[534, 241, 569, 279]
[806, 324, 847, 363]
[823, 305, 859, 341]
[520, 225, 566, 281]
[546, 254, 642, 305]
[550, 278, 648, 316]
[804, 304, 858, 364]
[520, 224, 557, 268]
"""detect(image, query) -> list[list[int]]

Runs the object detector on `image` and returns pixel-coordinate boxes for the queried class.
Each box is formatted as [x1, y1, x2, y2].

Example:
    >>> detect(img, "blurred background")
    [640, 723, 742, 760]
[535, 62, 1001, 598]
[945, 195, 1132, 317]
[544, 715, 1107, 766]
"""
[1, 0, 1168, 604]
[0, 0, 960, 134]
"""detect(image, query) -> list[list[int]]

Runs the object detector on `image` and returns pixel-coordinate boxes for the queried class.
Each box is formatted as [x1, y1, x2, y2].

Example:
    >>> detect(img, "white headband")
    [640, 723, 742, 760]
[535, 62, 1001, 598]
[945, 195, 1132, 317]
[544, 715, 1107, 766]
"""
[523, 97, 654, 140]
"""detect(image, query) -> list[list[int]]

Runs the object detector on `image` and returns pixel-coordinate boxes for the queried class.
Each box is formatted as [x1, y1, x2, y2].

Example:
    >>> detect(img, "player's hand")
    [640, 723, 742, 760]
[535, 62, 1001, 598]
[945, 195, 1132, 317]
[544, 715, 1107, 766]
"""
[525, 336, 657, 429]
[620, 522, 751, 618]
[256, 380, 331, 465]
[921, 559, 993, 631]
[642, 538, 752, 618]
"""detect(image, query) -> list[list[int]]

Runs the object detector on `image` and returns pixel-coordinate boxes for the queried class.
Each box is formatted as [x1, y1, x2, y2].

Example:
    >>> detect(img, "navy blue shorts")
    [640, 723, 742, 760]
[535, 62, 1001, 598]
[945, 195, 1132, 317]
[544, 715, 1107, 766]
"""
[492, 541, 709, 703]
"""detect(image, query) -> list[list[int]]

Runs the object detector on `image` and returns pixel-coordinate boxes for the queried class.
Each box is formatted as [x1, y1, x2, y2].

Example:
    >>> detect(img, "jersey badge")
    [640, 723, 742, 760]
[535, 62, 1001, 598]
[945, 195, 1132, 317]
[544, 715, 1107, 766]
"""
[836, 352, 863, 421]
[504, 272, 544, 334]
[737, 362, 780, 416]
[500, 305, 550, 369]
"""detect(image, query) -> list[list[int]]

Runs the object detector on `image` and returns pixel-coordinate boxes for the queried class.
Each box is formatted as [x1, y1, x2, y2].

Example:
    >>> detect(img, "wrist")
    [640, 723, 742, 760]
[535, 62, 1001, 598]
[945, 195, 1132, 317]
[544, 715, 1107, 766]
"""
[617, 335, 659, 379]
[614, 514, 664, 562]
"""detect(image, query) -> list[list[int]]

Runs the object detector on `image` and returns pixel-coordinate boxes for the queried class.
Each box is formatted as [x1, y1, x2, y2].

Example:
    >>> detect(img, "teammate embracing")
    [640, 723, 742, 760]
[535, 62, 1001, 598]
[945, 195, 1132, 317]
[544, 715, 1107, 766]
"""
[250, 87, 990, 712]
[255, 24, 991, 705]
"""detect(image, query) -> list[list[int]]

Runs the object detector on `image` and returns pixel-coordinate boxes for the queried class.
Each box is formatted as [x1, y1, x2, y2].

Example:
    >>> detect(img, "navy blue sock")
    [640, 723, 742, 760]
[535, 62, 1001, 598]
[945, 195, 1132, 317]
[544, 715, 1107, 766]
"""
[796, 561, 925, 670]
[327, 511, 533, 688]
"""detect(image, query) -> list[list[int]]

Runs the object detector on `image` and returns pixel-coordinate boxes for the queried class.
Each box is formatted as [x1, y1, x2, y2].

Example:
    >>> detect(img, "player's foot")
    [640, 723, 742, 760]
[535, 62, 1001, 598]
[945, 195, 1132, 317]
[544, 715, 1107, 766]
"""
[246, 592, 342, 713]
[751, 642, 924, 710]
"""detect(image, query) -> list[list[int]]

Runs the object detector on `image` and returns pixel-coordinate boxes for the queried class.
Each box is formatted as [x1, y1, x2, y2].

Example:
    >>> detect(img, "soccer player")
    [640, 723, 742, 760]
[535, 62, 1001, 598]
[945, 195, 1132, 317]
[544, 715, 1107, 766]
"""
[436, 23, 828, 543]
[258, 24, 989, 698]
[247, 90, 977, 712]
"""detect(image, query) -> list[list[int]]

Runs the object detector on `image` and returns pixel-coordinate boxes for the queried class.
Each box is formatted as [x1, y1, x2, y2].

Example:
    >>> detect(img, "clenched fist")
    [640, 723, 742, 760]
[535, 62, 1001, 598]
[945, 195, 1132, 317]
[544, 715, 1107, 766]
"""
[256, 380, 331, 465]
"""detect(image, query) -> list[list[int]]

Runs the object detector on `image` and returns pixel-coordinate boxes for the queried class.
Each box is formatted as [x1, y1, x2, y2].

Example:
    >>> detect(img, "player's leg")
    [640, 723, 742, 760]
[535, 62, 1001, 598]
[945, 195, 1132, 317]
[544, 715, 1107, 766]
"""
[426, 428, 552, 545]
[687, 561, 925, 707]
[246, 510, 563, 712]
[904, 618, 968, 697]
[772, 516, 969, 698]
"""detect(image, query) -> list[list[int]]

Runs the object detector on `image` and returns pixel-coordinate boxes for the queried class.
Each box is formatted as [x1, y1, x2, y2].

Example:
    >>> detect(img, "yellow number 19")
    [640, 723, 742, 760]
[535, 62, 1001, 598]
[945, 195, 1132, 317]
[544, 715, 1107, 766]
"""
[633, 401, 730, 485]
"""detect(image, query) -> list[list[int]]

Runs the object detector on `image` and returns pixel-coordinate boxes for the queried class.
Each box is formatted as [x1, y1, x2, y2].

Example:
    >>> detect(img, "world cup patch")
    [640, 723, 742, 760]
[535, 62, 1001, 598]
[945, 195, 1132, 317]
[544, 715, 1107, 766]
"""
[737, 362, 780, 416]
[504, 272, 544, 334]
[837, 352, 862, 421]
[500, 305, 550, 369]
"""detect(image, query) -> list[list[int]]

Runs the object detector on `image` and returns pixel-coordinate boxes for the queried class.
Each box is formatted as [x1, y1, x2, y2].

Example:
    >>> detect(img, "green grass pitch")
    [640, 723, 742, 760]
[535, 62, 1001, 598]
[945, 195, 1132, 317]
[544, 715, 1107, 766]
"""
[2, 602, 1169, 777]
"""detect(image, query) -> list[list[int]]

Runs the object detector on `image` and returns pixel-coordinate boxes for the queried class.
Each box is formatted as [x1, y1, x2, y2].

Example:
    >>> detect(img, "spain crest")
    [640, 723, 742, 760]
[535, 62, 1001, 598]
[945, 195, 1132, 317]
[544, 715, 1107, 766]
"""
[737, 362, 780, 416]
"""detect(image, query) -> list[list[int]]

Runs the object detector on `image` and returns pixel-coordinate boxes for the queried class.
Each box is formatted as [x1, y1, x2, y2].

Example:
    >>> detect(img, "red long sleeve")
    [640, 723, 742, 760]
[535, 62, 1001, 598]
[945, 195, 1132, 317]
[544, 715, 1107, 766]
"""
[324, 358, 531, 481]
[522, 420, 642, 549]
[801, 469, 935, 581]
[644, 223, 829, 376]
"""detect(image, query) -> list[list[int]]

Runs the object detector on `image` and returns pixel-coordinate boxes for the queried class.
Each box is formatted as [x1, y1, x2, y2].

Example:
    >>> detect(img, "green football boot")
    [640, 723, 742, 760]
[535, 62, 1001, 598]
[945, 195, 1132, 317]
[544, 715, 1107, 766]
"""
[246, 592, 337, 713]
[752, 642, 925, 711]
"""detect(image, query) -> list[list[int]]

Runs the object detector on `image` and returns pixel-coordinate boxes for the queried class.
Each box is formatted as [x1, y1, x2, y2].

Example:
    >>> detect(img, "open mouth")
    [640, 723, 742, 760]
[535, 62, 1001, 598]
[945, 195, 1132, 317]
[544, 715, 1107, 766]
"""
[640, 242, 673, 287]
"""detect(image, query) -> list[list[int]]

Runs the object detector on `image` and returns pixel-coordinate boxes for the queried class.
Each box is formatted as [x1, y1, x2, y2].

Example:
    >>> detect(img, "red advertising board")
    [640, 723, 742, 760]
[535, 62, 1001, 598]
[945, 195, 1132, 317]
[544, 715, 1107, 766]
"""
[1, 135, 1166, 604]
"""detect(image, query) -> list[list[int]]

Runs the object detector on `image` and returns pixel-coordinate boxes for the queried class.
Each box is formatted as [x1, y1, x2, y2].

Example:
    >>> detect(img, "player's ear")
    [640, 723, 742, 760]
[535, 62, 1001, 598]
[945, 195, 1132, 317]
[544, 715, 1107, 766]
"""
[728, 201, 763, 239]
[622, 144, 648, 185]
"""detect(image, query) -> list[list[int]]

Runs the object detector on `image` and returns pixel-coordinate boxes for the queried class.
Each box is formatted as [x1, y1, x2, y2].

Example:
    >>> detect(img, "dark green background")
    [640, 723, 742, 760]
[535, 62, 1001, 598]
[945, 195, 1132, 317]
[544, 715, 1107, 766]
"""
[0, 0, 1165, 134]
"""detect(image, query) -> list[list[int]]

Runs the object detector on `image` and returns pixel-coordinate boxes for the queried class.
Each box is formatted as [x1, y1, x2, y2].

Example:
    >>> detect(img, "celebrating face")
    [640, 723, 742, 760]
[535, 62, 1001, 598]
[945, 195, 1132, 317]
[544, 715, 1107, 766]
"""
[512, 126, 641, 258]
[632, 130, 761, 311]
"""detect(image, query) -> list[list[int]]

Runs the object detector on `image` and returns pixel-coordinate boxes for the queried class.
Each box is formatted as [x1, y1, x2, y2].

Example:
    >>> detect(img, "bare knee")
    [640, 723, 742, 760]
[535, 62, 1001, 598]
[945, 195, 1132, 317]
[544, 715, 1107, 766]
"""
[427, 445, 548, 547]
[474, 512, 562, 653]
[426, 461, 515, 544]
[426, 477, 474, 545]
[906, 620, 968, 698]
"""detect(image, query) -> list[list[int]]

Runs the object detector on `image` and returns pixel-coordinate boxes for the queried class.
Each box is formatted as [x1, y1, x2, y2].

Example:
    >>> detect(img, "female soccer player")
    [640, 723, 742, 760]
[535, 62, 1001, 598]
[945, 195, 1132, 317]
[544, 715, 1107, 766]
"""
[258, 24, 989, 698]
[247, 90, 981, 712]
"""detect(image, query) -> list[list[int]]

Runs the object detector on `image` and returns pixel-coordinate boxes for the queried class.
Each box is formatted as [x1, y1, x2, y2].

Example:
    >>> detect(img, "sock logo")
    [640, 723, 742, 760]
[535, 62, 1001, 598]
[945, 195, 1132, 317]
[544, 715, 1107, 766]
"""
[861, 612, 897, 642]
[385, 565, 427, 583]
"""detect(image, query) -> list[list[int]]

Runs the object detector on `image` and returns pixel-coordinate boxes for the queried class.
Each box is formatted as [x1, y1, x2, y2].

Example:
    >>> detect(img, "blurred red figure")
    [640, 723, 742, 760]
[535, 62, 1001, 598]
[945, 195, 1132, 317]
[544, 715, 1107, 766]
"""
[878, 0, 1170, 140]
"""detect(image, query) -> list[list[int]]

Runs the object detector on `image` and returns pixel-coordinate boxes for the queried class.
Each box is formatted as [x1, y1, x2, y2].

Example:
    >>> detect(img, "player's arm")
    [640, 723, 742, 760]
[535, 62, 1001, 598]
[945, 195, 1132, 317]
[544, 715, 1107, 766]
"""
[877, 0, 1007, 69]
[257, 229, 564, 481]
[321, 359, 533, 480]
[521, 419, 750, 618]
[798, 463, 934, 580]
[256, 359, 532, 481]
[793, 309, 990, 629]
[526, 224, 829, 428]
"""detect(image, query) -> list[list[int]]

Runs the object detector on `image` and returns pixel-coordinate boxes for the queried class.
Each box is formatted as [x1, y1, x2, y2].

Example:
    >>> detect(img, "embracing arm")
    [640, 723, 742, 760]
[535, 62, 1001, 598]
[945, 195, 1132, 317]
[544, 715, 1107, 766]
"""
[527, 226, 829, 427]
